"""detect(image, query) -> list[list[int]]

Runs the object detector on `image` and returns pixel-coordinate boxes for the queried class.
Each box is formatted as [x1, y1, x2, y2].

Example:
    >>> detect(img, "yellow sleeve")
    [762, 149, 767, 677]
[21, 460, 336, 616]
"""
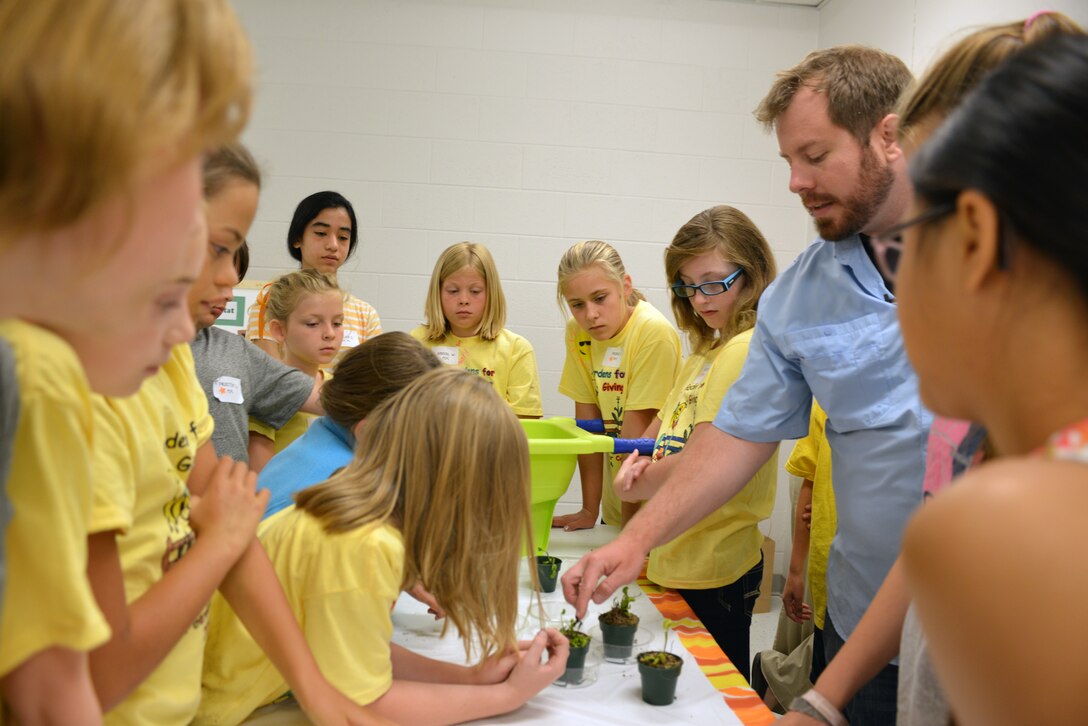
[248, 418, 276, 442]
[302, 526, 403, 705]
[503, 333, 543, 417]
[558, 318, 596, 405]
[408, 326, 429, 344]
[624, 316, 681, 411]
[0, 326, 109, 675]
[173, 344, 214, 449]
[692, 330, 751, 426]
[244, 285, 274, 343]
[785, 402, 823, 480]
[88, 396, 136, 535]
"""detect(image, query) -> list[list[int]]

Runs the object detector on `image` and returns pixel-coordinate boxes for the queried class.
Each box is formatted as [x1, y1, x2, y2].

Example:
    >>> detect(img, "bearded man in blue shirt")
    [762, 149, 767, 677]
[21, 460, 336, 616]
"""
[564, 45, 929, 726]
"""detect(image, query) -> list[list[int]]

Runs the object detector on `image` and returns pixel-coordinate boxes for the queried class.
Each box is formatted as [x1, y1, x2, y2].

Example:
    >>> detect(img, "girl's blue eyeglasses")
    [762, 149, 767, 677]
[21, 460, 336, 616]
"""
[671, 268, 744, 298]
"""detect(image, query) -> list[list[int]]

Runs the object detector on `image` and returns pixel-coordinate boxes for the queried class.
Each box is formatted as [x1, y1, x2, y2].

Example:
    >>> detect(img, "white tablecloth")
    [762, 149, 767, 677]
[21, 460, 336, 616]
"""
[246, 523, 746, 724]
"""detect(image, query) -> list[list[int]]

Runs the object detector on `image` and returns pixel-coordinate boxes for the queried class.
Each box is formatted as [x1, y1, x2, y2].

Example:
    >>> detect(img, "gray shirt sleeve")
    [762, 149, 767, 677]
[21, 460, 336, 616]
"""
[191, 327, 315, 463]
[240, 337, 314, 429]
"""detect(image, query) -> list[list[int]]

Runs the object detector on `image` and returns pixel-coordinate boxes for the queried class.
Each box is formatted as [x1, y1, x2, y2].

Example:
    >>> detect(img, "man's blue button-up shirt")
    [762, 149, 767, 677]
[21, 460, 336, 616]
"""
[715, 234, 932, 641]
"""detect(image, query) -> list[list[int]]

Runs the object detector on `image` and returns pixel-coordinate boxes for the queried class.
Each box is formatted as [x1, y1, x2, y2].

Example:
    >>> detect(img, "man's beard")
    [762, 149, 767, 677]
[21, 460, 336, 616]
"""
[805, 146, 895, 241]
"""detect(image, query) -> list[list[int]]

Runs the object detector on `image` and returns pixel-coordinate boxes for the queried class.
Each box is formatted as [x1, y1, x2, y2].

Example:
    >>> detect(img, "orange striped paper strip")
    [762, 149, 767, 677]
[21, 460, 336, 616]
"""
[638, 570, 776, 726]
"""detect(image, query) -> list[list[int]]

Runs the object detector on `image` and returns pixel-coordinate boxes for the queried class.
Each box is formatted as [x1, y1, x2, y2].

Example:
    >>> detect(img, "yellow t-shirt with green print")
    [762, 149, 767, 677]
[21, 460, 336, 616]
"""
[646, 329, 778, 588]
[0, 319, 109, 682]
[410, 327, 543, 417]
[559, 300, 680, 526]
[89, 343, 214, 725]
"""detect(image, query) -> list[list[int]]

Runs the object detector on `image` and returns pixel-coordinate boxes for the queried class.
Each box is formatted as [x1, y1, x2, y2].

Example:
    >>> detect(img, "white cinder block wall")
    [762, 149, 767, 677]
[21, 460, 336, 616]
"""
[231, 0, 819, 576]
[233, 0, 818, 394]
[819, 0, 1088, 73]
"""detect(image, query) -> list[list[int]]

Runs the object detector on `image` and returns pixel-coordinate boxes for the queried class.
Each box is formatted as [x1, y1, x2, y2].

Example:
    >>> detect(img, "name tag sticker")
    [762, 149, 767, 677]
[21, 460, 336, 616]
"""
[692, 363, 711, 387]
[434, 346, 459, 366]
[341, 329, 361, 348]
[602, 346, 623, 368]
[213, 376, 244, 404]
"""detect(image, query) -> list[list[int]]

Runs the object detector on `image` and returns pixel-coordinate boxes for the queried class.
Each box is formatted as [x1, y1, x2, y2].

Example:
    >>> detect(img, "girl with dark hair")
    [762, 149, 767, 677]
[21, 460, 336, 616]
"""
[896, 33, 1088, 726]
[245, 191, 382, 361]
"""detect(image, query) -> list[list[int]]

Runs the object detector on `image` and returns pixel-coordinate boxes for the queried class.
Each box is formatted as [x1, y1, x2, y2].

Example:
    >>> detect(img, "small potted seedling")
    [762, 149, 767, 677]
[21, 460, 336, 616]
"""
[637, 619, 683, 706]
[598, 585, 640, 660]
[559, 610, 591, 684]
[534, 549, 562, 594]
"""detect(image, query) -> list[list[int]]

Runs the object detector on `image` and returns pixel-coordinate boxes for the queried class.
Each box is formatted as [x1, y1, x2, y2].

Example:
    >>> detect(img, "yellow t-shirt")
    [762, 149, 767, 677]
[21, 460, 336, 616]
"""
[784, 400, 836, 629]
[197, 509, 404, 725]
[647, 330, 778, 588]
[559, 300, 681, 525]
[89, 344, 214, 725]
[0, 320, 110, 678]
[245, 287, 381, 356]
[410, 327, 543, 417]
[247, 370, 326, 455]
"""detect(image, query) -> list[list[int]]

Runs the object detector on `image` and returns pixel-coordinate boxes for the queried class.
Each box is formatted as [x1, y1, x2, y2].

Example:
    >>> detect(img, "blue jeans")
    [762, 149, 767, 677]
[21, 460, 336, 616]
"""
[810, 625, 827, 684]
[822, 610, 898, 726]
[677, 553, 763, 683]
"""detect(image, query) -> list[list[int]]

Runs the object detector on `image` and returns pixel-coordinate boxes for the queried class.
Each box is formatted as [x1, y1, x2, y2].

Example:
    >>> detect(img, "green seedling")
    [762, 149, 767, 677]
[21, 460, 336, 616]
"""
[559, 609, 590, 649]
[599, 585, 640, 626]
[638, 619, 681, 668]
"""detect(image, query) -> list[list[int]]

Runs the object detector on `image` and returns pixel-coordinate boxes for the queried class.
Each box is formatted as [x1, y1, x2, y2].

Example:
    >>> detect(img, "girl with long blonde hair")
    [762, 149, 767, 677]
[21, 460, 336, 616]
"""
[200, 368, 568, 724]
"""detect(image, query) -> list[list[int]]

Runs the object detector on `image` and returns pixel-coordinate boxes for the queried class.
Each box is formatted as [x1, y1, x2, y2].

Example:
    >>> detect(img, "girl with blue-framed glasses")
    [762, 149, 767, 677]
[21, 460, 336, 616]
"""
[613, 204, 779, 680]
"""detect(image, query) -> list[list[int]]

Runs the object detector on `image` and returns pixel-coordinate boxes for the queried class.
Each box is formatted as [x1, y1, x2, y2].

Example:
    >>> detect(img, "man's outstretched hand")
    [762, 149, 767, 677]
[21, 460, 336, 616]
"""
[560, 534, 648, 618]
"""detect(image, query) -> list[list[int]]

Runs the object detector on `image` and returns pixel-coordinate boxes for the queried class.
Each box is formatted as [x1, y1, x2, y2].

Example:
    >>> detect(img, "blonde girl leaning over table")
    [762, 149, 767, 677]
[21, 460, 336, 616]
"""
[245, 191, 381, 361]
[411, 242, 543, 418]
[556, 240, 681, 530]
[247, 270, 346, 469]
[0, 1, 251, 721]
[614, 206, 779, 681]
[199, 368, 569, 725]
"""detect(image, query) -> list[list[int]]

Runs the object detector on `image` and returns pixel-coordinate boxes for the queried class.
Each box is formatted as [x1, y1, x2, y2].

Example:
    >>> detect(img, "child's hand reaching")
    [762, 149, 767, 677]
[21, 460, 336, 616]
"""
[189, 456, 268, 560]
[500, 629, 569, 702]
[613, 449, 653, 502]
[472, 645, 521, 685]
[406, 581, 446, 620]
[552, 508, 597, 532]
[472, 636, 548, 685]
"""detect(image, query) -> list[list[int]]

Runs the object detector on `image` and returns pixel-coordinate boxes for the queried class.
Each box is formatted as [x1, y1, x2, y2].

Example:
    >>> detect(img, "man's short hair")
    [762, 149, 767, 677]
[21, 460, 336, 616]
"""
[755, 45, 913, 144]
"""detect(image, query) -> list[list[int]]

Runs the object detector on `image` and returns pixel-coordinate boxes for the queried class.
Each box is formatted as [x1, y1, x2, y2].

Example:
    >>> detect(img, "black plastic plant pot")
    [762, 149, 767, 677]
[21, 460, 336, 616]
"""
[563, 638, 590, 684]
[598, 618, 638, 659]
[637, 652, 682, 705]
[534, 556, 562, 593]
